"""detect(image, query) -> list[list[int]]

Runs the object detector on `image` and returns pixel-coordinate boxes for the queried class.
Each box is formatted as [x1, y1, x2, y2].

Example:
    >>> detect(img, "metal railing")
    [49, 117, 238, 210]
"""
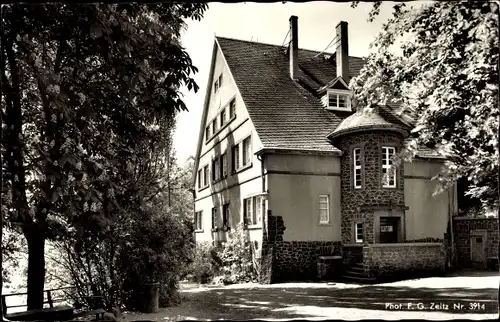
[2, 286, 75, 315]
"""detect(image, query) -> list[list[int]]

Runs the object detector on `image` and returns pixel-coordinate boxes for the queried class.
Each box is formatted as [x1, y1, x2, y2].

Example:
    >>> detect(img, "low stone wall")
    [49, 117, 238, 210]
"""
[453, 216, 499, 269]
[363, 243, 445, 280]
[269, 241, 342, 282]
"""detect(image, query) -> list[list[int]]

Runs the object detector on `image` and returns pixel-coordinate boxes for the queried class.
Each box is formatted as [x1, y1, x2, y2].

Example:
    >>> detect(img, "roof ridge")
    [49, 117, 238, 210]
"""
[216, 36, 365, 60]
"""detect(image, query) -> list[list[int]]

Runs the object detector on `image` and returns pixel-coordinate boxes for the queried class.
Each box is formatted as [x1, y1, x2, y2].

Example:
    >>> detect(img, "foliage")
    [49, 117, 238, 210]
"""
[1, 2, 207, 309]
[187, 242, 220, 284]
[217, 224, 258, 285]
[45, 111, 195, 310]
[48, 172, 194, 310]
[350, 1, 499, 210]
[118, 208, 192, 309]
[1, 227, 25, 283]
[187, 225, 258, 285]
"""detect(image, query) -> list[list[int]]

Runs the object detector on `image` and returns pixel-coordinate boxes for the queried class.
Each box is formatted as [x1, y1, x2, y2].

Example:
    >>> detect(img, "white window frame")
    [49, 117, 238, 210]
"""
[319, 195, 330, 224]
[326, 89, 351, 111]
[203, 165, 209, 188]
[242, 136, 252, 167]
[195, 211, 203, 231]
[220, 108, 227, 127]
[382, 146, 397, 188]
[214, 73, 223, 93]
[197, 169, 202, 189]
[211, 207, 217, 230]
[212, 157, 220, 182]
[355, 222, 363, 243]
[229, 98, 236, 118]
[222, 203, 230, 229]
[353, 148, 362, 189]
[243, 195, 264, 227]
[212, 118, 218, 134]
[221, 152, 227, 178]
[205, 126, 210, 141]
[232, 144, 240, 172]
[218, 74, 223, 89]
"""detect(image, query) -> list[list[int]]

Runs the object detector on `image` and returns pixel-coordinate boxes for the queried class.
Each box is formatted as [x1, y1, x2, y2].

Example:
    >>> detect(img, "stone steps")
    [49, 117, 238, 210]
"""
[342, 274, 377, 283]
[341, 262, 377, 283]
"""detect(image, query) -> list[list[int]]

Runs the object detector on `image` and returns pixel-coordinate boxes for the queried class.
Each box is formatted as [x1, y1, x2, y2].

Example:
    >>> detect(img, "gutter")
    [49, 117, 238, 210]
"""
[255, 147, 342, 157]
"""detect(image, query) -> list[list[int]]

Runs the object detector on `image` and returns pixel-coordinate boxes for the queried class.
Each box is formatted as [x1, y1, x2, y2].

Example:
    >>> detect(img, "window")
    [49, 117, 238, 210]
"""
[382, 147, 396, 188]
[353, 148, 362, 189]
[214, 74, 223, 93]
[212, 157, 220, 182]
[211, 207, 217, 229]
[212, 118, 218, 134]
[214, 80, 219, 93]
[220, 108, 227, 127]
[242, 136, 252, 166]
[326, 90, 351, 111]
[203, 165, 209, 187]
[205, 126, 210, 140]
[222, 203, 230, 228]
[218, 74, 223, 89]
[243, 196, 264, 226]
[197, 169, 202, 189]
[319, 195, 330, 224]
[229, 98, 236, 118]
[221, 152, 227, 178]
[355, 223, 363, 243]
[232, 144, 240, 172]
[195, 211, 203, 231]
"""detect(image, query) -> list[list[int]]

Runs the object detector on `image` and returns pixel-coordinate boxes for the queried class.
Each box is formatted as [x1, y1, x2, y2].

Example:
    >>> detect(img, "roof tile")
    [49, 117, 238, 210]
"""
[215, 37, 428, 155]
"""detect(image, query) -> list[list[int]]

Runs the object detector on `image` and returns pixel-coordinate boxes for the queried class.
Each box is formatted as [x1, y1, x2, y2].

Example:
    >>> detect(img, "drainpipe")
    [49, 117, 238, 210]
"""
[190, 188, 196, 245]
[257, 153, 268, 240]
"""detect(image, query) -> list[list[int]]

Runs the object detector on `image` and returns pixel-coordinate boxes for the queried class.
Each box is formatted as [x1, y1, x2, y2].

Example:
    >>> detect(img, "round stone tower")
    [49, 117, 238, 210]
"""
[329, 108, 410, 244]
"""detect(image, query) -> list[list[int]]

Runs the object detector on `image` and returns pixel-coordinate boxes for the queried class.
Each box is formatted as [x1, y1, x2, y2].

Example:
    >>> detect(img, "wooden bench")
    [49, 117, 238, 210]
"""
[2, 287, 105, 321]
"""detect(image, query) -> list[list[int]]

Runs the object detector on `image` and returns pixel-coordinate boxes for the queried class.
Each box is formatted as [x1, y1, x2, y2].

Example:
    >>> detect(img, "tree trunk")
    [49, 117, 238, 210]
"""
[26, 231, 46, 310]
[0, 78, 3, 322]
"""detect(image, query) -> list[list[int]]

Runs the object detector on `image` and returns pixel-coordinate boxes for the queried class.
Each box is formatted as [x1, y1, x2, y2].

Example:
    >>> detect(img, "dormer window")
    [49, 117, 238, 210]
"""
[326, 89, 351, 111]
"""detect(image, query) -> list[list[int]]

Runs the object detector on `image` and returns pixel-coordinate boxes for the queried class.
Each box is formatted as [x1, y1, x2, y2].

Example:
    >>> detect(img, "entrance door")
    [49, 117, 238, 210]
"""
[470, 230, 487, 268]
[379, 217, 399, 243]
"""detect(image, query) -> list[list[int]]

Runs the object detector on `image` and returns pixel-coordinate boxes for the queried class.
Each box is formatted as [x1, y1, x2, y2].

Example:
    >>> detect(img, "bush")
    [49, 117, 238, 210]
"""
[117, 208, 192, 309]
[50, 206, 192, 311]
[188, 242, 220, 284]
[217, 224, 257, 285]
[188, 224, 258, 285]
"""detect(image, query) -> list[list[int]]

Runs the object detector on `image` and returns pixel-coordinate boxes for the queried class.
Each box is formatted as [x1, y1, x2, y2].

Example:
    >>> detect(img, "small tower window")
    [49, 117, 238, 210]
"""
[353, 148, 362, 189]
[382, 146, 396, 188]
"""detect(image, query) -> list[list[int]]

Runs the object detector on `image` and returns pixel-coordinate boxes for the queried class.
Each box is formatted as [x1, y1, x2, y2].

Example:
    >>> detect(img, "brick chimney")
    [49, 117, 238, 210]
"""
[289, 15, 299, 80]
[335, 21, 349, 81]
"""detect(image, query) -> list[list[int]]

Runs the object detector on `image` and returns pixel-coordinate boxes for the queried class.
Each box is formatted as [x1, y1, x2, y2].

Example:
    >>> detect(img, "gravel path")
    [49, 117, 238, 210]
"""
[124, 271, 499, 321]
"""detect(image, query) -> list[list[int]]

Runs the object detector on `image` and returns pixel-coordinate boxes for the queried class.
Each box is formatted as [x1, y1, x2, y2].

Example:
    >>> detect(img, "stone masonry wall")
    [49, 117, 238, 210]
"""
[336, 131, 406, 244]
[272, 241, 342, 282]
[259, 212, 343, 283]
[453, 217, 499, 268]
[362, 243, 445, 280]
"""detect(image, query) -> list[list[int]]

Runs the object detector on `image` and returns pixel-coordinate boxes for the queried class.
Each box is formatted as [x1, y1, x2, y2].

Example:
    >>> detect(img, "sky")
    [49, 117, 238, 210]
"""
[173, 1, 421, 164]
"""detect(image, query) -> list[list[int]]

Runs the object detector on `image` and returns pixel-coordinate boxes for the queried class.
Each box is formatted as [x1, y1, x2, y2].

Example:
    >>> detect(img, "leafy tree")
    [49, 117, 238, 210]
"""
[1, 3, 207, 309]
[46, 121, 193, 310]
[350, 1, 499, 210]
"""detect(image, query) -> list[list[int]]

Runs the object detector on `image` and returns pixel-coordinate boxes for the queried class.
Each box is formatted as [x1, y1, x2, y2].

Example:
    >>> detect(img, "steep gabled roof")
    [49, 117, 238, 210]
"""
[216, 36, 413, 154]
[216, 37, 368, 154]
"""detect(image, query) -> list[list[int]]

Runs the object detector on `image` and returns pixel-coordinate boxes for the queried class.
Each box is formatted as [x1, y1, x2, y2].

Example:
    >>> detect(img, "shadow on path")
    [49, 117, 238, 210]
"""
[126, 270, 499, 321]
